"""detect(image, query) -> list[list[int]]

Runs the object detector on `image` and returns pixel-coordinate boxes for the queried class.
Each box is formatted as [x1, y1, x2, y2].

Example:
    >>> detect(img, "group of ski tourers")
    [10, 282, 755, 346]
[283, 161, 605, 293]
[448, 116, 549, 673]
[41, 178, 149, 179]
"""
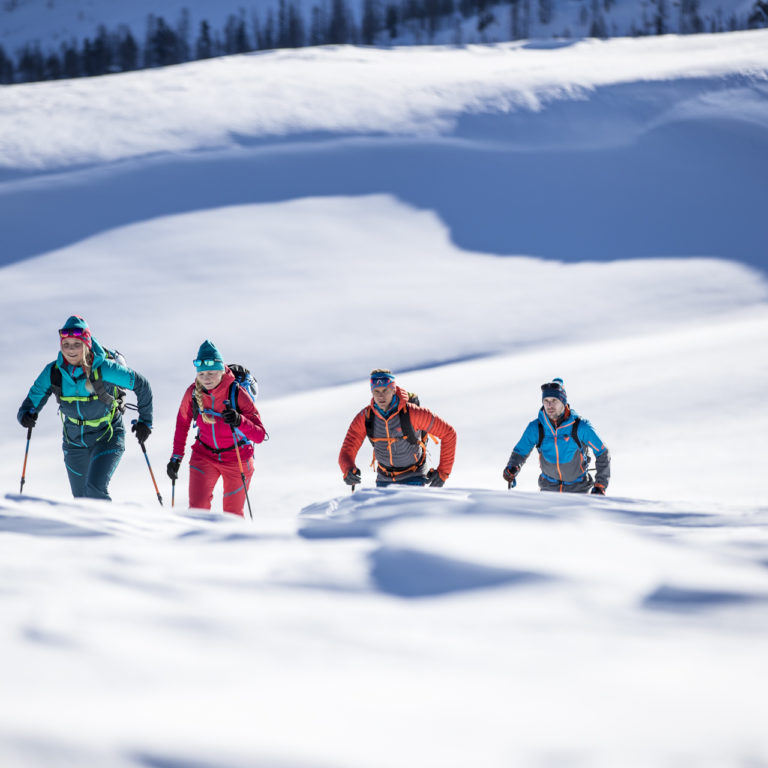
[17, 316, 611, 516]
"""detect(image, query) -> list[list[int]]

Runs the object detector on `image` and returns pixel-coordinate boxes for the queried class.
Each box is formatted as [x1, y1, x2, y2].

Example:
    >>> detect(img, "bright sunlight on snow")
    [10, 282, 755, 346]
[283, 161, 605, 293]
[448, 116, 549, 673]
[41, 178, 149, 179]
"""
[1, 30, 767, 768]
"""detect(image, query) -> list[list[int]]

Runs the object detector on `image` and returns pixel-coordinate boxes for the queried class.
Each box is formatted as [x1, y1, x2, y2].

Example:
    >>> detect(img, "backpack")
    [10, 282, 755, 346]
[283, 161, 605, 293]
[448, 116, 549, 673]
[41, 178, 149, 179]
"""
[191, 363, 259, 420]
[50, 348, 127, 412]
[365, 391, 425, 446]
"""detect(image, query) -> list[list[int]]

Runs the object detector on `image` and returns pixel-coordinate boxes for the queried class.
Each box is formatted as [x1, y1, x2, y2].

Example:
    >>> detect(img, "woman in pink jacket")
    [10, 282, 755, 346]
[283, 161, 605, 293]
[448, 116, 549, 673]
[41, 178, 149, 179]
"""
[167, 340, 267, 516]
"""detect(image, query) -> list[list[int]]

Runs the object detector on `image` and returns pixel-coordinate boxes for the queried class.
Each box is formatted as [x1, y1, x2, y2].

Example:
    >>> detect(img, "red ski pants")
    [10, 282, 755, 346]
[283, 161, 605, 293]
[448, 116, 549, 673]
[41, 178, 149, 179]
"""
[188, 448, 254, 517]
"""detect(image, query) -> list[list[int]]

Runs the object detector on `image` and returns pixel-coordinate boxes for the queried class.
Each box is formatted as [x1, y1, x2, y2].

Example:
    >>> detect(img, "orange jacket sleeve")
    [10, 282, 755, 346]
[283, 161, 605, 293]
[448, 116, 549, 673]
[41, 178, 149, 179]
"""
[339, 409, 367, 476]
[410, 406, 457, 480]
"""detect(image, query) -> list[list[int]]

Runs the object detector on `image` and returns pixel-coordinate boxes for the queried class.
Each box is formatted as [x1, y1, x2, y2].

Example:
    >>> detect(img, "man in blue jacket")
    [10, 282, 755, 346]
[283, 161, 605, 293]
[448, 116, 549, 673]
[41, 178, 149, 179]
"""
[503, 378, 610, 494]
[18, 315, 153, 501]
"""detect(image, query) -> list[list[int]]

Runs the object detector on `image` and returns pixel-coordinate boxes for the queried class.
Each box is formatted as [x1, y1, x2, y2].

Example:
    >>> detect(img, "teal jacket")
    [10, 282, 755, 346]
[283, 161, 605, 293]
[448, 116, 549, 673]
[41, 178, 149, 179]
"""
[18, 339, 153, 446]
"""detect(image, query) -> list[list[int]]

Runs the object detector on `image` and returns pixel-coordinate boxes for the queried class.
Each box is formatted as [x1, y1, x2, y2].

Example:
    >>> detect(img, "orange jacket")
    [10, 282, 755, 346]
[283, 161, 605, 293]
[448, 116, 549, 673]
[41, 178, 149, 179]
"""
[339, 386, 457, 481]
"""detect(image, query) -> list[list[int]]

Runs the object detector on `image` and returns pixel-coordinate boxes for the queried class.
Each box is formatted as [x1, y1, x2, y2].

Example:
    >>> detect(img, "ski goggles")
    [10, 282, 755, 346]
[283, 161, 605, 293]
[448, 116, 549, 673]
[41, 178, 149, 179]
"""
[371, 375, 396, 390]
[59, 328, 86, 339]
[194, 359, 221, 368]
[541, 381, 565, 392]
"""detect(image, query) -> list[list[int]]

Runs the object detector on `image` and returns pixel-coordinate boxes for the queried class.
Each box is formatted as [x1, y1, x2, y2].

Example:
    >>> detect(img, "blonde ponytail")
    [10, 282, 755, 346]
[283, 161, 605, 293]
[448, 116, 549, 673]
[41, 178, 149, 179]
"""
[194, 380, 215, 424]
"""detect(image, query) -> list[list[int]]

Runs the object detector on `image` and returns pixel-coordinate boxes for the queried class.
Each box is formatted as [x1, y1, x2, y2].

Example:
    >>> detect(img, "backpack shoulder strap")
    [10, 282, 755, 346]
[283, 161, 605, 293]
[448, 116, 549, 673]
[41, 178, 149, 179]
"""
[364, 406, 374, 440]
[399, 402, 420, 446]
[229, 381, 240, 411]
[571, 417, 583, 449]
[88, 366, 116, 407]
[536, 421, 544, 449]
[50, 363, 63, 404]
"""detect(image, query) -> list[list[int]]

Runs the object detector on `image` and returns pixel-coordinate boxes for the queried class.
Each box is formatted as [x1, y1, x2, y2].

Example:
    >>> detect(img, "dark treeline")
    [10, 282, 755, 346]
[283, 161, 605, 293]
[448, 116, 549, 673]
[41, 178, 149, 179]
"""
[1, 0, 767, 85]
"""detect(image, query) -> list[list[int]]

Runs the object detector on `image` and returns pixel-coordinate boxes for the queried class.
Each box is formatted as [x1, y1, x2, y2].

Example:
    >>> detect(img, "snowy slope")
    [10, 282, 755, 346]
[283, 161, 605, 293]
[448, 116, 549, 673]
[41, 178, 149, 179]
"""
[1, 32, 768, 768]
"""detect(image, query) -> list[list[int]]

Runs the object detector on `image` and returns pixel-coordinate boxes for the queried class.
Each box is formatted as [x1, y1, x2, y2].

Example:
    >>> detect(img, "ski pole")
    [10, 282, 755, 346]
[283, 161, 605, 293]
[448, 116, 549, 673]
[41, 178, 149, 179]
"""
[171, 478, 176, 508]
[225, 401, 253, 520]
[132, 420, 163, 506]
[20, 426, 32, 494]
[507, 479, 516, 489]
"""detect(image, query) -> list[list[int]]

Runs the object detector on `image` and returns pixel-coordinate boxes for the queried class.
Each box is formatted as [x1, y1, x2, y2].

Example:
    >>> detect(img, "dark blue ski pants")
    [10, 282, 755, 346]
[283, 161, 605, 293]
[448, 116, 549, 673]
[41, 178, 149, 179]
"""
[62, 427, 125, 500]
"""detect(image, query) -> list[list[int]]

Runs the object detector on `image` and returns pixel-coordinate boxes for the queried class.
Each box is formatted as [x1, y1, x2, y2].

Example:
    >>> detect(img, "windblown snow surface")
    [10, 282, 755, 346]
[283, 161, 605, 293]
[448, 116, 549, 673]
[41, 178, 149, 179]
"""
[1, 31, 767, 768]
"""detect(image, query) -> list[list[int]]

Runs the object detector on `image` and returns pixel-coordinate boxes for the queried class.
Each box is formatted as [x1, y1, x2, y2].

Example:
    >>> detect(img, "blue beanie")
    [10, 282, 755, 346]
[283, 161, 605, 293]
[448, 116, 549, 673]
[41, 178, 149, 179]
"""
[194, 340, 225, 371]
[541, 377, 567, 405]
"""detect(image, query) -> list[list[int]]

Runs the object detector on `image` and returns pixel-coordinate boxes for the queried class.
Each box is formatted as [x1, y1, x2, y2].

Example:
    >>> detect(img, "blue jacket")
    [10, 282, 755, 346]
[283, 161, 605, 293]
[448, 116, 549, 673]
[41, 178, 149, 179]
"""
[18, 339, 153, 447]
[508, 406, 610, 488]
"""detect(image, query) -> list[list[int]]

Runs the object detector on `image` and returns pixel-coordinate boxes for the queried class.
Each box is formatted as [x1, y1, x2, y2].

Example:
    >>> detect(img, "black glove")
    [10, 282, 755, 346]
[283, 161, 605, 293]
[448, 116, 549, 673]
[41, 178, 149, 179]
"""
[131, 421, 151, 445]
[167, 458, 181, 481]
[222, 407, 242, 427]
[426, 468, 445, 487]
[343, 468, 361, 486]
[591, 483, 606, 495]
[20, 411, 38, 429]
[503, 465, 519, 484]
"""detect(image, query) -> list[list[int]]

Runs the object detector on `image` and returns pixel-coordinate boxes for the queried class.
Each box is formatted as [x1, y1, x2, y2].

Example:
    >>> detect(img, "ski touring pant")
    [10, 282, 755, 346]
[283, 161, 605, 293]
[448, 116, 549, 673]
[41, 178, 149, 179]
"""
[538, 474, 593, 493]
[188, 448, 254, 517]
[62, 426, 126, 501]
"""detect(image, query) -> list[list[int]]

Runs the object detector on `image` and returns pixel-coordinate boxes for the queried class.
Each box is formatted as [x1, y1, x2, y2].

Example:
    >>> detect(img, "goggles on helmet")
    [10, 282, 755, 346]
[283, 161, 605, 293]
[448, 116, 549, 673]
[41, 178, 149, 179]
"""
[541, 381, 564, 392]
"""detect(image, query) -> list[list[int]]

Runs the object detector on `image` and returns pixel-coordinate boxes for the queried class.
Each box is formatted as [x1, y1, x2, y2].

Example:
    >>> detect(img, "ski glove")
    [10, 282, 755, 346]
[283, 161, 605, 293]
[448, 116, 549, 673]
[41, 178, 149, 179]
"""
[343, 468, 361, 487]
[426, 469, 445, 487]
[222, 407, 242, 428]
[591, 483, 606, 496]
[167, 458, 181, 481]
[20, 411, 38, 429]
[503, 465, 519, 483]
[132, 421, 151, 445]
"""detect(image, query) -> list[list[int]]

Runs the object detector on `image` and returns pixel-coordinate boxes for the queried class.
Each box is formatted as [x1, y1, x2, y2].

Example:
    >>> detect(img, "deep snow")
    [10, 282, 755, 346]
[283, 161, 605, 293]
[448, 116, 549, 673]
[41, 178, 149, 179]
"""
[1, 31, 767, 768]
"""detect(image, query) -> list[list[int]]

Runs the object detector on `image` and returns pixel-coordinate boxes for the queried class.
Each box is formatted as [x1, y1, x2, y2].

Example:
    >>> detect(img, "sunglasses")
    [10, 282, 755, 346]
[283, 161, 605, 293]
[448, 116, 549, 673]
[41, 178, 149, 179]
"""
[371, 377, 395, 389]
[541, 381, 564, 391]
[59, 328, 85, 339]
[194, 359, 221, 368]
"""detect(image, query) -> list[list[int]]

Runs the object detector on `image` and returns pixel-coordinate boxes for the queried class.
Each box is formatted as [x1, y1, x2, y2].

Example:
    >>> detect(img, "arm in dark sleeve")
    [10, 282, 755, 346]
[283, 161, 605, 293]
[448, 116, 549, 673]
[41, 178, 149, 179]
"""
[17, 363, 55, 424]
[580, 420, 610, 489]
[129, 370, 153, 427]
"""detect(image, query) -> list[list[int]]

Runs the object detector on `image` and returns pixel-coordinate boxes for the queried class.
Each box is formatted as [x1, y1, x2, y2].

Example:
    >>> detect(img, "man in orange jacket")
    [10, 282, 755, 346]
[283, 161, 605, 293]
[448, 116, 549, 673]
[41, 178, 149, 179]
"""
[339, 369, 457, 489]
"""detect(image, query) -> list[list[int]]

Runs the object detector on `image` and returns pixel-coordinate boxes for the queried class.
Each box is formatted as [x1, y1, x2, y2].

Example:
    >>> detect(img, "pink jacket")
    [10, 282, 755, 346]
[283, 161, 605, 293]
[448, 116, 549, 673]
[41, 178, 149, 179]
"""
[172, 368, 266, 463]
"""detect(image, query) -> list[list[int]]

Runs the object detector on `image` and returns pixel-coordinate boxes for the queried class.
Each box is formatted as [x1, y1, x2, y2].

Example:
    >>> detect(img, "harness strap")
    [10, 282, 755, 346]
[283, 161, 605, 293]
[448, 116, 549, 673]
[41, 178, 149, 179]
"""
[195, 436, 249, 455]
[377, 452, 427, 479]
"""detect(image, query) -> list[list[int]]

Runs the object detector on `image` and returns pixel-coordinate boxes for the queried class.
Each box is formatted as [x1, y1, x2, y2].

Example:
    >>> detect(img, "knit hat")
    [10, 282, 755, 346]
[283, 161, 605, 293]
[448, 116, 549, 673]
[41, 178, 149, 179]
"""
[194, 340, 225, 371]
[541, 377, 567, 405]
[59, 315, 92, 349]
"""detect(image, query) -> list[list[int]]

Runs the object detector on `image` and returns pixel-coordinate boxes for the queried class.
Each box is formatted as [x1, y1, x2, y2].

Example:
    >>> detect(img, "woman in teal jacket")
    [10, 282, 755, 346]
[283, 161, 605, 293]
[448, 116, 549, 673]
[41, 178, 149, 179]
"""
[17, 316, 153, 500]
